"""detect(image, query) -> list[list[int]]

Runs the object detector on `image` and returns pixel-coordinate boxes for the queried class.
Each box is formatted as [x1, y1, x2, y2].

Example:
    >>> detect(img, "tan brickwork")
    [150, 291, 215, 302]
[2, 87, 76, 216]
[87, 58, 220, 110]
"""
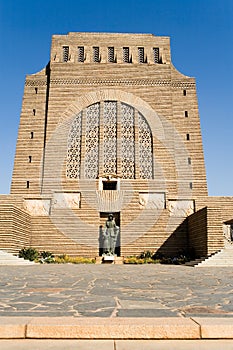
[0, 32, 231, 258]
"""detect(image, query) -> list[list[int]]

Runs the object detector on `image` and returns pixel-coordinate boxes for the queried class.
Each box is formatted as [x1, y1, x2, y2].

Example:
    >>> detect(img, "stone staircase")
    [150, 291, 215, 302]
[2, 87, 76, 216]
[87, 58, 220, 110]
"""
[0, 250, 35, 265]
[186, 240, 233, 267]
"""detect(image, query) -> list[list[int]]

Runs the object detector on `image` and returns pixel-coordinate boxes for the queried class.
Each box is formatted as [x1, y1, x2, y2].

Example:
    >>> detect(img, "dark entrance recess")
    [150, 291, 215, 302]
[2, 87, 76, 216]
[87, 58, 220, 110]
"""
[99, 212, 120, 256]
[103, 181, 117, 190]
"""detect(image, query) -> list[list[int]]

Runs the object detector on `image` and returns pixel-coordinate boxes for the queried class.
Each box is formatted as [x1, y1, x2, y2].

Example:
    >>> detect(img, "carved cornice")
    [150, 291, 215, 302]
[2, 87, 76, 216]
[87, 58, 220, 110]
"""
[25, 80, 47, 86]
[25, 78, 196, 89]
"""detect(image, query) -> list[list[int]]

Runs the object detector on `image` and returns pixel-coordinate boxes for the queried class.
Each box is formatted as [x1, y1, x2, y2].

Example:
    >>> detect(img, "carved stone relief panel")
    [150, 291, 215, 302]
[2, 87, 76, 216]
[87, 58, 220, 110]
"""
[139, 192, 165, 209]
[53, 192, 81, 209]
[168, 200, 194, 217]
[23, 199, 51, 216]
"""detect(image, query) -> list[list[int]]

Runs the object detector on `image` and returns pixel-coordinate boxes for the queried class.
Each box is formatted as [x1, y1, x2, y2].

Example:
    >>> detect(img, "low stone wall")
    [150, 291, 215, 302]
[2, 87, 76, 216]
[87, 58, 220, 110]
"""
[188, 207, 207, 258]
[188, 205, 225, 258]
[0, 204, 31, 254]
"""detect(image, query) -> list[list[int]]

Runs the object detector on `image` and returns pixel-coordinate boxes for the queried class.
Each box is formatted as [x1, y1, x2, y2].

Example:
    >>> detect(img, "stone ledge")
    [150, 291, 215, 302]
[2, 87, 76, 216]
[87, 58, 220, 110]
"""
[0, 317, 232, 340]
[0, 317, 30, 339]
[192, 317, 233, 339]
[26, 317, 199, 339]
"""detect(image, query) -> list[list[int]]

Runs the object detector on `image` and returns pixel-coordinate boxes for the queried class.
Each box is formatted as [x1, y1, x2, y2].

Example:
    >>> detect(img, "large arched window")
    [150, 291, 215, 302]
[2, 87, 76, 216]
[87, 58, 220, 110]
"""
[67, 101, 153, 179]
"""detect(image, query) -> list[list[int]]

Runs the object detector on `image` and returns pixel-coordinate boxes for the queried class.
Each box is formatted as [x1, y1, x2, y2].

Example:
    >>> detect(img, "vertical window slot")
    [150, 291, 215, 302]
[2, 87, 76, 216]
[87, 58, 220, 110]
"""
[93, 47, 100, 62]
[123, 47, 130, 63]
[108, 47, 115, 62]
[138, 47, 144, 63]
[153, 47, 159, 63]
[63, 46, 69, 62]
[78, 46, 84, 62]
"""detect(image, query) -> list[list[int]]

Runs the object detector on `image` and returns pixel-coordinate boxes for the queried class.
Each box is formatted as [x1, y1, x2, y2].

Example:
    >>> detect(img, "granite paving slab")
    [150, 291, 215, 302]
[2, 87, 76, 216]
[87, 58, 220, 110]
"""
[0, 264, 232, 317]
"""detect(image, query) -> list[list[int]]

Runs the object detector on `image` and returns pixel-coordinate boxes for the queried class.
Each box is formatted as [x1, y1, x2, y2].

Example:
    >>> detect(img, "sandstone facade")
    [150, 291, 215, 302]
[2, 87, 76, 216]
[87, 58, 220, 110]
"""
[1, 32, 232, 257]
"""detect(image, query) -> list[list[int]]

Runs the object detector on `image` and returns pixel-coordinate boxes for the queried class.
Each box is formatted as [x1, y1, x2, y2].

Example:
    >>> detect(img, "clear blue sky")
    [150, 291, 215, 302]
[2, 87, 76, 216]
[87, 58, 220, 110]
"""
[0, 0, 232, 195]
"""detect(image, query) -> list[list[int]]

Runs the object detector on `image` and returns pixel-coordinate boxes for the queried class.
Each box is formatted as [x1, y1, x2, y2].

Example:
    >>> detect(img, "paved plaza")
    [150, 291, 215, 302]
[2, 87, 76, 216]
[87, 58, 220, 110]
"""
[0, 264, 233, 318]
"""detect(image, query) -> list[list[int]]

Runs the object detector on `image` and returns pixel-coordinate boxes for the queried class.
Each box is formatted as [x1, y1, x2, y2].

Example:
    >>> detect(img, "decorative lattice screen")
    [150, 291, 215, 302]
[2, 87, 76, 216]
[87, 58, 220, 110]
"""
[103, 101, 117, 175]
[121, 103, 135, 179]
[84, 103, 100, 179]
[66, 101, 153, 180]
[138, 112, 153, 179]
[67, 112, 82, 178]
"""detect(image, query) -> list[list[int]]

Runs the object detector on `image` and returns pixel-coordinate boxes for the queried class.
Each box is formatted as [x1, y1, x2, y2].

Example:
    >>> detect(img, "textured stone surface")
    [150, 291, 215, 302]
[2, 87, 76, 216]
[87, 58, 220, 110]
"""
[0, 339, 233, 350]
[1, 339, 233, 350]
[23, 199, 50, 216]
[116, 340, 233, 350]
[0, 317, 29, 339]
[1, 32, 233, 258]
[6, 32, 209, 258]
[0, 340, 114, 349]
[26, 317, 199, 339]
[0, 265, 233, 318]
[194, 317, 233, 339]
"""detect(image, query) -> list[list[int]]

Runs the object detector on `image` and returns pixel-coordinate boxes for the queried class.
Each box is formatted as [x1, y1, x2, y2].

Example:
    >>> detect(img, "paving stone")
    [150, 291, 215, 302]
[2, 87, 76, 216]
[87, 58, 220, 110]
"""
[117, 309, 179, 317]
[0, 265, 233, 317]
[118, 300, 168, 309]
[0, 340, 114, 350]
[116, 340, 233, 350]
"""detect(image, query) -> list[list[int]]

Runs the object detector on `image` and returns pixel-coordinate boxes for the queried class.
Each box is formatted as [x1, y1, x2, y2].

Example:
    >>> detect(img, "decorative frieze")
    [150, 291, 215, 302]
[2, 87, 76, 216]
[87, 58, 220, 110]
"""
[53, 192, 81, 209]
[139, 192, 165, 210]
[168, 200, 194, 217]
[46, 78, 195, 89]
[25, 80, 47, 86]
[23, 199, 51, 216]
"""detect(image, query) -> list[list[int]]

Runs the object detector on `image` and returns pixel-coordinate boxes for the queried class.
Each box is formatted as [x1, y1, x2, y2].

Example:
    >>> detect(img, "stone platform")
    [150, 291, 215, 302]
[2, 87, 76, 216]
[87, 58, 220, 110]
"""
[0, 264, 233, 347]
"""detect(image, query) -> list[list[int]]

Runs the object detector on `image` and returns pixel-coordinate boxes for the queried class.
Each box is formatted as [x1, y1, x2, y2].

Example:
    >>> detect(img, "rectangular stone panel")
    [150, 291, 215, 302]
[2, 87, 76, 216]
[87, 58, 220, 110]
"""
[23, 199, 51, 216]
[53, 192, 81, 209]
[139, 192, 165, 209]
[168, 200, 194, 217]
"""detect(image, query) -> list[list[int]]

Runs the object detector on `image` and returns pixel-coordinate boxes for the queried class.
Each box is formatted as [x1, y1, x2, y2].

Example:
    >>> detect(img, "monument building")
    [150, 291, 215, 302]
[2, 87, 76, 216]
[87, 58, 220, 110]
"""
[0, 32, 233, 259]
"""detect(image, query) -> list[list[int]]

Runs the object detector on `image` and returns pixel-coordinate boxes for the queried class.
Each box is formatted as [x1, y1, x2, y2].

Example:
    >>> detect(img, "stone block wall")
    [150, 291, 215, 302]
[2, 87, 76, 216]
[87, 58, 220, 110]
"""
[0, 202, 31, 254]
[188, 202, 228, 258]
[11, 32, 207, 201]
[7, 32, 230, 258]
[188, 207, 208, 258]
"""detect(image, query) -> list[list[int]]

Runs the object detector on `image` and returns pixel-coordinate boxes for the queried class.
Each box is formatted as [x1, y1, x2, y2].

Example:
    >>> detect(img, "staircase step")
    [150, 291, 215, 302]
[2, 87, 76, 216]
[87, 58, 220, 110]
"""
[195, 246, 233, 267]
[0, 250, 35, 265]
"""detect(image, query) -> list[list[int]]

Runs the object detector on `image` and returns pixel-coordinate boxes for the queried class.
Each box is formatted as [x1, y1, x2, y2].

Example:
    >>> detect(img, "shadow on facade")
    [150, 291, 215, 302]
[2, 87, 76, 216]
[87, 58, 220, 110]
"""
[155, 216, 207, 260]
